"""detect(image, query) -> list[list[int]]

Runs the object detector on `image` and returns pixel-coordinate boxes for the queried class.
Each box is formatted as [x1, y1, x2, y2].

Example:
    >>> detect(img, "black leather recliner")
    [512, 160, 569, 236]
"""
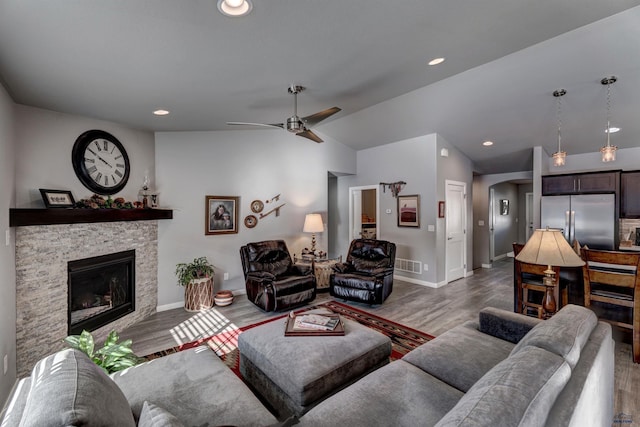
[240, 240, 316, 312]
[330, 239, 396, 305]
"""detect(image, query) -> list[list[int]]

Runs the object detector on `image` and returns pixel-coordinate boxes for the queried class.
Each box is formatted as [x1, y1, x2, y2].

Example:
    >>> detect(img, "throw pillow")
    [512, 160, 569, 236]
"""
[19, 348, 136, 427]
[138, 401, 185, 427]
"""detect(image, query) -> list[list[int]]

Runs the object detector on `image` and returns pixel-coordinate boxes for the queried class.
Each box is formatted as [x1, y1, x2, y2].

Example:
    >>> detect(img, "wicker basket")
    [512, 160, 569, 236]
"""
[184, 277, 214, 312]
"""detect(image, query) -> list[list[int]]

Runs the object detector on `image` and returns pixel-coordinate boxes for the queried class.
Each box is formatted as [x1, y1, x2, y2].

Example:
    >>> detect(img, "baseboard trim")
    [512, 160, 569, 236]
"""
[482, 263, 493, 269]
[156, 288, 246, 312]
[156, 301, 184, 312]
[393, 274, 443, 289]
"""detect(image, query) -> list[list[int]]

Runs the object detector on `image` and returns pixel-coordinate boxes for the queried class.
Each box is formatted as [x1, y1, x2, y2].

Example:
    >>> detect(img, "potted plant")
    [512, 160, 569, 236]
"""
[175, 256, 215, 311]
[64, 330, 141, 374]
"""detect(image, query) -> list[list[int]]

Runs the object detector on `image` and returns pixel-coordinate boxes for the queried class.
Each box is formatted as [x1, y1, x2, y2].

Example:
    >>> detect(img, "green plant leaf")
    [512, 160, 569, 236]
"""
[78, 330, 95, 357]
[64, 329, 140, 374]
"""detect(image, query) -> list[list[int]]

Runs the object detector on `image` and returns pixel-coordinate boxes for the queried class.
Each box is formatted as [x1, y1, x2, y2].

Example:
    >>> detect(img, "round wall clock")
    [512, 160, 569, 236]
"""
[72, 130, 131, 195]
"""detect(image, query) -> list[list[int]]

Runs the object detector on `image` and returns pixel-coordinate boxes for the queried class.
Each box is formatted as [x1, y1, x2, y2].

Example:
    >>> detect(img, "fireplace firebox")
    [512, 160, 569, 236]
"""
[68, 250, 135, 335]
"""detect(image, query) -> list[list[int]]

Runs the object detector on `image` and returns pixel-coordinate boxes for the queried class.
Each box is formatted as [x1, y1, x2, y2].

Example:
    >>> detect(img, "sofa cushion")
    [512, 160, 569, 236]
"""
[19, 348, 136, 427]
[111, 347, 278, 426]
[138, 401, 185, 427]
[0, 377, 31, 426]
[402, 321, 514, 392]
[510, 304, 597, 368]
[299, 360, 464, 427]
[435, 346, 571, 427]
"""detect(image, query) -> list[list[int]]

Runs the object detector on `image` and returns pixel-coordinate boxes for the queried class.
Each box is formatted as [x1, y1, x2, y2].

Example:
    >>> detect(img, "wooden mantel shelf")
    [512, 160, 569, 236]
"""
[9, 208, 173, 227]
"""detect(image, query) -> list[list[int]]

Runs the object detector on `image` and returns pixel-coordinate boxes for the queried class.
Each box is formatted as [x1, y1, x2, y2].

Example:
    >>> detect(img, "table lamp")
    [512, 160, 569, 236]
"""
[515, 227, 585, 317]
[303, 214, 324, 255]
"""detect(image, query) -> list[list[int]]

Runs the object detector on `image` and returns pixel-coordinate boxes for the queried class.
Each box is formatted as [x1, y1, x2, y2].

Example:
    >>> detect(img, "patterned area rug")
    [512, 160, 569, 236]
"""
[143, 300, 434, 376]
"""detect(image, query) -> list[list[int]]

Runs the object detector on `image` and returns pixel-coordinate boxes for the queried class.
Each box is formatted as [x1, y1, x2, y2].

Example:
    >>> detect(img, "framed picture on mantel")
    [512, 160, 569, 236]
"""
[39, 189, 76, 208]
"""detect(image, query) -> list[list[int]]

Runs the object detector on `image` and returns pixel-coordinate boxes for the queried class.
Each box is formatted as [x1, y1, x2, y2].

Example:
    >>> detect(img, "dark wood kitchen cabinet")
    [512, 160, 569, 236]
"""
[542, 171, 620, 195]
[621, 171, 640, 218]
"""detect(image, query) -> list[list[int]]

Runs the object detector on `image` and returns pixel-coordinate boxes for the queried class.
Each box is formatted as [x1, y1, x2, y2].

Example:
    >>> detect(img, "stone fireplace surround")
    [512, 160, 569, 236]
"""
[15, 221, 158, 377]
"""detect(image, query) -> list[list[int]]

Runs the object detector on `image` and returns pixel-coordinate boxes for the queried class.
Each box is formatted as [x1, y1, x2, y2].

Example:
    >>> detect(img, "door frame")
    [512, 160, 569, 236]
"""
[349, 185, 380, 241]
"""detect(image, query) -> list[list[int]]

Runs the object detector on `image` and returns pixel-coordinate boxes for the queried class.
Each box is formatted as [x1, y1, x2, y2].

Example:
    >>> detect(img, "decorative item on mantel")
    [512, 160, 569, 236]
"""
[380, 181, 406, 197]
[175, 257, 215, 312]
[75, 194, 135, 209]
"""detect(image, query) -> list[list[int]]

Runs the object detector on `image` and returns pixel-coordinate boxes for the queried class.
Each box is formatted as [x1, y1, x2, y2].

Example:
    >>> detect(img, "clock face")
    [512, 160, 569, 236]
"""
[72, 130, 130, 195]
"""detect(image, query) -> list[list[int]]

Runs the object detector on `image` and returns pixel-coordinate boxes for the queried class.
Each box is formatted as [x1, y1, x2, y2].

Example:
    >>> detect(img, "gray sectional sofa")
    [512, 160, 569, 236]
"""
[299, 304, 614, 427]
[0, 304, 614, 427]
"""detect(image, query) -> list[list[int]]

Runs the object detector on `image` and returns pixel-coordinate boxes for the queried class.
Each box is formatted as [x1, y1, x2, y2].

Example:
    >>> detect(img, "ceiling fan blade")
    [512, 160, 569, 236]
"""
[301, 107, 341, 127]
[226, 121, 284, 129]
[297, 129, 324, 143]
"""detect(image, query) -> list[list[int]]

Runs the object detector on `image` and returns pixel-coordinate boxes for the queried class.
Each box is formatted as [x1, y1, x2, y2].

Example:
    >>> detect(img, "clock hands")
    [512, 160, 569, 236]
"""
[96, 155, 113, 168]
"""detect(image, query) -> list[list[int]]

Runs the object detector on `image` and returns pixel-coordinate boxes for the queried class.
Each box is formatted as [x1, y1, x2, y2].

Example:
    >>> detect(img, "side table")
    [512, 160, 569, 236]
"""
[295, 256, 342, 292]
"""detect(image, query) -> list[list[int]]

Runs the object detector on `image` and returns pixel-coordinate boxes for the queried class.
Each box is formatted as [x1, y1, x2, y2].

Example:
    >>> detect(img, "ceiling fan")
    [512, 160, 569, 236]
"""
[227, 85, 341, 143]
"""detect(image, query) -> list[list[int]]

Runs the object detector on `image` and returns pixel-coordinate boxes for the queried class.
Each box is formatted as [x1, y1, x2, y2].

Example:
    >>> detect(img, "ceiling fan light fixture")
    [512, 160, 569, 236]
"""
[552, 89, 567, 167]
[217, 0, 252, 17]
[600, 76, 618, 163]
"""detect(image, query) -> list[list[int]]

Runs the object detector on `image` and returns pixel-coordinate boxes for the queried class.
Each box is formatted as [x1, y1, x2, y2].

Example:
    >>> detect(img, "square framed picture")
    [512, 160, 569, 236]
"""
[39, 189, 76, 208]
[398, 194, 420, 227]
[206, 196, 239, 235]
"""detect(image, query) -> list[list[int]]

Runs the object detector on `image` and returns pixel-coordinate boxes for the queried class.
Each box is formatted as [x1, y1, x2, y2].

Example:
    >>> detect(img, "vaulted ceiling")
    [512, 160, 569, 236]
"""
[1, 1, 639, 174]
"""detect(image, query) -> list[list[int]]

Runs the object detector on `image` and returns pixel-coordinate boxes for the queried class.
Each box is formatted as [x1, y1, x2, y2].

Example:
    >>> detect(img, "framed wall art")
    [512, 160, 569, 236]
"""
[500, 199, 509, 215]
[398, 194, 420, 227]
[39, 189, 76, 208]
[206, 196, 239, 235]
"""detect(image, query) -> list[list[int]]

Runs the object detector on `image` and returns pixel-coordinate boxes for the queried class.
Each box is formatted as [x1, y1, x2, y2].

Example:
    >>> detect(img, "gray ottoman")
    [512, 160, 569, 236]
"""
[238, 312, 392, 418]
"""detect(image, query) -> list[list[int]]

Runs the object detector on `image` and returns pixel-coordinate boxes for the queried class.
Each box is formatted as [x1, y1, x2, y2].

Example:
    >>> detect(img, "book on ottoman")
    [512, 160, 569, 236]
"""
[285, 313, 345, 336]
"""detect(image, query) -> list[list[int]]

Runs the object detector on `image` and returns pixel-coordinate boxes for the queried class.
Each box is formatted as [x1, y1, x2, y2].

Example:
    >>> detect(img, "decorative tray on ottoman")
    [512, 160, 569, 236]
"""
[284, 313, 345, 336]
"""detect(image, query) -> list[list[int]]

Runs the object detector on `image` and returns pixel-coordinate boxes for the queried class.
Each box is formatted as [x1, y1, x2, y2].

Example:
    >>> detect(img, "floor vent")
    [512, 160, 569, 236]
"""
[395, 258, 422, 274]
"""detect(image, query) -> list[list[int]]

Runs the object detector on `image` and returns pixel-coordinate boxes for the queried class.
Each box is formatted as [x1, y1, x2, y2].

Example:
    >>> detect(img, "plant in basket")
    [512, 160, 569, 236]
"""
[175, 256, 215, 311]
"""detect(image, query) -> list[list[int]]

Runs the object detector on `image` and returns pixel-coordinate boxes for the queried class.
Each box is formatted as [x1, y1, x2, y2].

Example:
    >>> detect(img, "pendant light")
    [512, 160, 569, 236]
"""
[552, 89, 567, 167]
[601, 76, 617, 162]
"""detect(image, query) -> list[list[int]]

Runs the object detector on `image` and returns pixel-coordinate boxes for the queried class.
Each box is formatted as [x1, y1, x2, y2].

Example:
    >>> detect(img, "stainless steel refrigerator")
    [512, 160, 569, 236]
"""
[540, 194, 616, 250]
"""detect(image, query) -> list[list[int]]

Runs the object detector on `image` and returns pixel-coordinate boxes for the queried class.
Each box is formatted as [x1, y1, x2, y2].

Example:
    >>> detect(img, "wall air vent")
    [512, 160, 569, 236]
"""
[395, 258, 422, 274]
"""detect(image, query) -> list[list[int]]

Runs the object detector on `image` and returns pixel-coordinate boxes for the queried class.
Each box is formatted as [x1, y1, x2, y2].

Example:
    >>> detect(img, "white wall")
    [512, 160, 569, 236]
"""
[154, 130, 356, 307]
[14, 105, 155, 207]
[335, 133, 473, 286]
[473, 171, 533, 268]
[0, 83, 17, 405]
[491, 182, 519, 257]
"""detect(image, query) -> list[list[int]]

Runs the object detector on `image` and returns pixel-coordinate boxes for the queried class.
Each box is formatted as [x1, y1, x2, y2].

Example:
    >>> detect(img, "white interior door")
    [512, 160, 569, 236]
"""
[489, 188, 495, 263]
[446, 180, 466, 282]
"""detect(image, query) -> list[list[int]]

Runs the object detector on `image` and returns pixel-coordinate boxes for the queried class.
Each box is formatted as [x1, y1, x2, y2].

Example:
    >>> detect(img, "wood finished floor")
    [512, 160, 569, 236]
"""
[121, 257, 639, 423]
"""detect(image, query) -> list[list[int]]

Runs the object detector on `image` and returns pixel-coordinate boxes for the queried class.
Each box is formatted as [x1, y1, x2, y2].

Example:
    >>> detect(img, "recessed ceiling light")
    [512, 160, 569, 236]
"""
[605, 127, 620, 133]
[217, 0, 252, 17]
[428, 57, 445, 66]
[482, 140, 494, 146]
[153, 109, 170, 116]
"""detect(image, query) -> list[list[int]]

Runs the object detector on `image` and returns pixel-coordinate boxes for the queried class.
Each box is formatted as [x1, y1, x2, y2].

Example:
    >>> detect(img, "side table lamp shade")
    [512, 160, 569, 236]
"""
[303, 214, 324, 253]
[515, 228, 585, 317]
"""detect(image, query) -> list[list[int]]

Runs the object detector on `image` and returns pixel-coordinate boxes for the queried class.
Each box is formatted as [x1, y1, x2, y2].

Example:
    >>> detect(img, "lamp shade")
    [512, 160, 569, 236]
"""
[303, 214, 324, 233]
[515, 228, 584, 267]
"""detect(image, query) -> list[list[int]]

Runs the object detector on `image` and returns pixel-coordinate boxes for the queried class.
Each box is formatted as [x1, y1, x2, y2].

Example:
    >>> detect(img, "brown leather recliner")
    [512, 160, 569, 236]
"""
[330, 239, 396, 305]
[240, 240, 316, 312]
